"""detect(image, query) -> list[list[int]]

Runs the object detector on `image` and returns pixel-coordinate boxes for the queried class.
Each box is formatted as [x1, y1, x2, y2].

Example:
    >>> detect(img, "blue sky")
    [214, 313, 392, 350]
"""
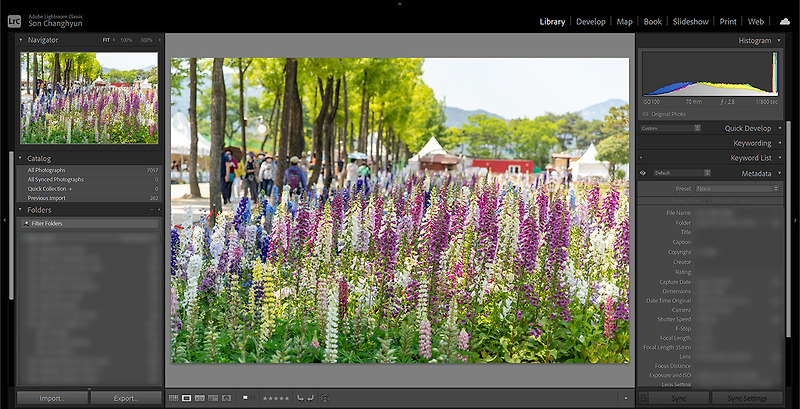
[96, 52, 158, 71]
[421, 58, 629, 119]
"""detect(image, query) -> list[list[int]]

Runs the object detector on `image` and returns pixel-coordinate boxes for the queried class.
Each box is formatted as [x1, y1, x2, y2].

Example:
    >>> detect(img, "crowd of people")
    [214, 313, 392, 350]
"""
[217, 150, 617, 207]
[219, 150, 380, 205]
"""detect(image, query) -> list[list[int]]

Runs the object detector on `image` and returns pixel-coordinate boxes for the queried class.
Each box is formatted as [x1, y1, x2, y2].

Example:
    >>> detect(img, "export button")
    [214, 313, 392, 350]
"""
[91, 391, 162, 405]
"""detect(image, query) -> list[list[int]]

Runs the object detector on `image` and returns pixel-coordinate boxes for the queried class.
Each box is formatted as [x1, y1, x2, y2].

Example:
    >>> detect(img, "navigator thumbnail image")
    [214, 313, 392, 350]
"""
[20, 52, 158, 145]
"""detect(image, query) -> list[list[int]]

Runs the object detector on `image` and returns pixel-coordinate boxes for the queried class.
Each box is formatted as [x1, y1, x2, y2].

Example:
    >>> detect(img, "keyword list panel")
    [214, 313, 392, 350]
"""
[635, 34, 787, 405]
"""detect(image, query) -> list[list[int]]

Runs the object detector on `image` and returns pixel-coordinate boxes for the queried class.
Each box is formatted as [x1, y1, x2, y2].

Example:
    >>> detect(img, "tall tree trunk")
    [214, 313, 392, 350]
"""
[238, 59, 247, 154]
[289, 67, 304, 160]
[188, 58, 201, 198]
[275, 58, 296, 192]
[323, 78, 340, 190]
[209, 58, 225, 227]
[369, 111, 375, 162]
[271, 97, 282, 156]
[26, 53, 30, 94]
[262, 88, 281, 153]
[350, 122, 354, 153]
[376, 107, 383, 171]
[63, 58, 72, 87]
[222, 67, 227, 146]
[358, 72, 368, 151]
[53, 53, 61, 85]
[341, 75, 349, 159]
[32, 53, 38, 97]
[310, 77, 333, 188]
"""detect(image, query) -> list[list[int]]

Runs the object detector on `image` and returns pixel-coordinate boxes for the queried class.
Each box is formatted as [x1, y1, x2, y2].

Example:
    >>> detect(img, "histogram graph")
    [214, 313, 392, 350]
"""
[642, 51, 779, 97]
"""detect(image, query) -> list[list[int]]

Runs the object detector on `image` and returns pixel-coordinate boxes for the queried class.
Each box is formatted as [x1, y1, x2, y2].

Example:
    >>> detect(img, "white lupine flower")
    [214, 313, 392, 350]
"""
[499, 298, 512, 319]
[588, 228, 607, 266]
[324, 283, 339, 363]
[594, 281, 622, 306]
[562, 260, 590, 304]
[209, 226, 225, 259]
[183, 255, 203, 308]
[497, 195, 521, 257]
[191, 225, 204, 253]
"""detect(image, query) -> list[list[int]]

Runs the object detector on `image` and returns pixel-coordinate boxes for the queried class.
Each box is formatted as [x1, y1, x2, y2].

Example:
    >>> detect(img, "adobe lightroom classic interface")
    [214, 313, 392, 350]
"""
[1, 6, 797, 409]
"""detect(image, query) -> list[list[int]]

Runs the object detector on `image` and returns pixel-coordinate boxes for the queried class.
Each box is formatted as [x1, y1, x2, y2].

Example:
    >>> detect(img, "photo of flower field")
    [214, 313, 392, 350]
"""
[20, 52, 158, 144]
[168, 57, 629, 364]
[170, 176, 629, 364]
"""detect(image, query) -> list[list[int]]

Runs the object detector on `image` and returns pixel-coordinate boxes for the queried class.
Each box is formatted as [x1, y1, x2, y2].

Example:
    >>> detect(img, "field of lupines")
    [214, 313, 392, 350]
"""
[21, 86, 158, 144]
[170, 174, 629, 364]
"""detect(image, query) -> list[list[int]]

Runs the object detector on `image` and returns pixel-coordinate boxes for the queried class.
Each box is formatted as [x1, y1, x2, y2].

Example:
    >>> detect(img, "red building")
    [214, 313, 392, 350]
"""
[471, 159, 534, 174]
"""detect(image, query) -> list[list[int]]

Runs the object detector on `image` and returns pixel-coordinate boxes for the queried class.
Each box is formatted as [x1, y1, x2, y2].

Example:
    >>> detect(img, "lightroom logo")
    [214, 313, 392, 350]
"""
[7, 15, 21, 28]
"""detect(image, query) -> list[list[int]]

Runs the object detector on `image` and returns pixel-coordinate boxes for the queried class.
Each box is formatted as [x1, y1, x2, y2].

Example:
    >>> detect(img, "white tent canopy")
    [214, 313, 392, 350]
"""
[409, 136, 449, 170]
[568, 143, 609, 180]
[171, 110, 211, 156]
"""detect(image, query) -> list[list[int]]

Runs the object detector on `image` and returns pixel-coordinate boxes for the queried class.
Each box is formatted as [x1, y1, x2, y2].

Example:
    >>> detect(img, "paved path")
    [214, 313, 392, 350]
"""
[169, 182, 237, 226]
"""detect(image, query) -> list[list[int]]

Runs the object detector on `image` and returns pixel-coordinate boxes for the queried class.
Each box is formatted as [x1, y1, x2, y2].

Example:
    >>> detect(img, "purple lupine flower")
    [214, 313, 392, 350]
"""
[535, 189, 549, 233]
[226, 232, 242, 284]
[476, 183, 499, 266]
[258, 229, 270, 263]
[409, 185, 425, 232]
[293, 200, 311, 251]
[529, 322, 544, 339]
[198, 264, 218, 294]
[614, 290, 630, 322]
[585, 183, 600, 216]
[170, 287, 182, 332]
[418, 319, 432, 359]
[233, 197, 250, 239]
[457, 330, 470, 363]
[331, 190, 343, 238]
[516, 211, 539, 276]
[371, 194, 384, 251]
[338, 277, 349, 323]
[550, 280, 572, 322]
[599, 187, 619, 229]
[545, 197, 569, 276]
[604, 296, 617, 337]
[379, 212, 398, 273]
[170, 228, 180, 276]
[615, 216, 629, 271]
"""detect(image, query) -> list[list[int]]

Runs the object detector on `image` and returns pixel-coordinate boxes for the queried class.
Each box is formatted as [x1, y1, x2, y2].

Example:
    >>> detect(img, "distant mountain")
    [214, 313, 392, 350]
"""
[102, 64, 157, 73]
[578, 98, 628, 122]
[443, 106, 504, 128]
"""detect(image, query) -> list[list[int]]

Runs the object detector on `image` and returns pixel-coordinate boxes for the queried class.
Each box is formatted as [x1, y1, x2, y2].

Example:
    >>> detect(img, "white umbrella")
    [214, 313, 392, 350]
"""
[348, 152, 368, 160]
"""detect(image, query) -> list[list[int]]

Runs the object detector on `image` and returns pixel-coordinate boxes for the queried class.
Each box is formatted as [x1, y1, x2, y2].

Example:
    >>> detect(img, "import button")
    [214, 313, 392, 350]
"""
[712, 391, 783, 405]
[17, 391, 88, 405]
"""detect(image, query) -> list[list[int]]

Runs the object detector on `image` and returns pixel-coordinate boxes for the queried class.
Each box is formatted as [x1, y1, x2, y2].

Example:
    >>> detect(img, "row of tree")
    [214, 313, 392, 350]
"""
[22, 53, 158, 94]
[22, 53, 102, 94]
[439, 104, 630, 173]
[171, 58, 448, 223]
[171, 58, 630, 219]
